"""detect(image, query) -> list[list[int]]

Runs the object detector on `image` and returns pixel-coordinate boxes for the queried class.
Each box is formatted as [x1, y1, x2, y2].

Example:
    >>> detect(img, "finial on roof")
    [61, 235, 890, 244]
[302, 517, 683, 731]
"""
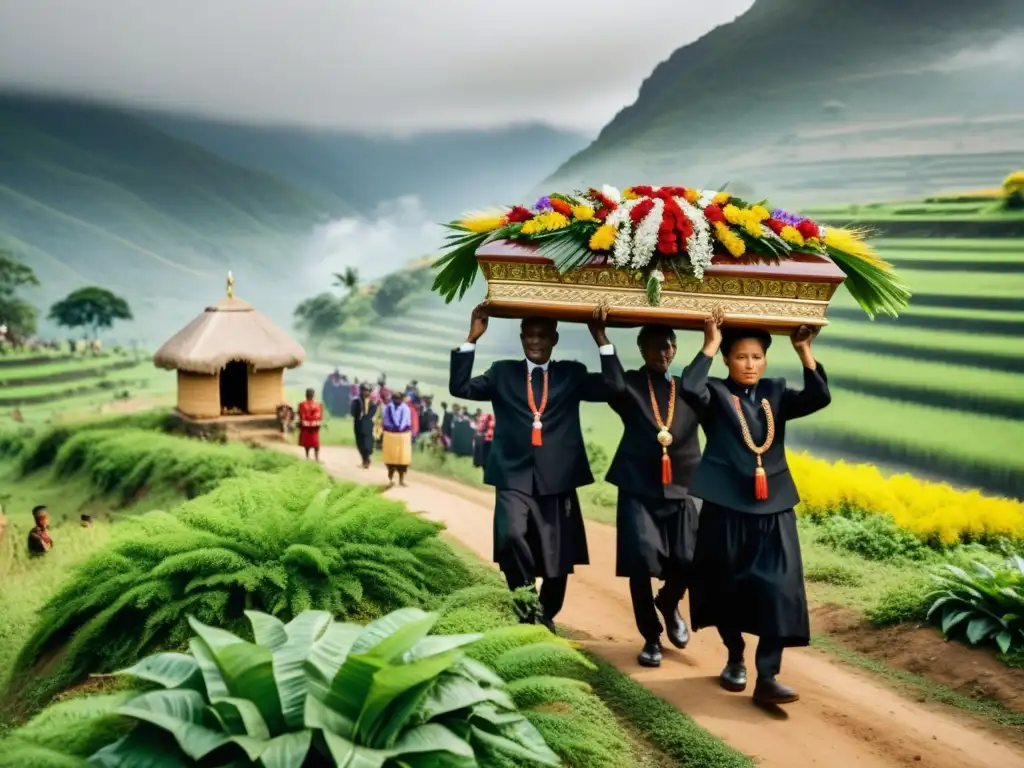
[226, 270, 234, 299]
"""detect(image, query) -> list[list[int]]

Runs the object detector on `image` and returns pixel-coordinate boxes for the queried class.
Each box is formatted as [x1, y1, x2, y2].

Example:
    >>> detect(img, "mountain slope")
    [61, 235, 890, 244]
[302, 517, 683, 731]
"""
[143, 115, 591, 219]
[0, 93, 331, 341]
[541, 0, 1024, 203]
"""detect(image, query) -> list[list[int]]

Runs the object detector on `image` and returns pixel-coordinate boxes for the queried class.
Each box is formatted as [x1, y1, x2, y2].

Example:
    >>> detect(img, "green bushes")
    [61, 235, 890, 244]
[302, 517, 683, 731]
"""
[926, 557, 1024, 653]
[8, 463, 475, 705]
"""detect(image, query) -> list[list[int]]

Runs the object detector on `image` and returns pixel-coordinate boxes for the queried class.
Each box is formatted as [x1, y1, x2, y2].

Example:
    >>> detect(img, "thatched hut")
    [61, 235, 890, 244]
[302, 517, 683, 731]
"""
[153, 274, 305, 419]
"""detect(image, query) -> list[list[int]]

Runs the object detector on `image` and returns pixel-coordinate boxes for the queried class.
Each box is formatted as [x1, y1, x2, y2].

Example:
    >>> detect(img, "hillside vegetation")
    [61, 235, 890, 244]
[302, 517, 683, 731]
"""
[541, 0, 1024, 205]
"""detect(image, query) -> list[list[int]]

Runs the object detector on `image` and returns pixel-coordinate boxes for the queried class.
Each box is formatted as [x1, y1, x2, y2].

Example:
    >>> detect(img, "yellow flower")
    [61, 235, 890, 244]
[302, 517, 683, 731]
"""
[780, 225, 805, 247]
[684, 188, 700, 203]
[572, 205, 595, 221]
[713, 222, 746, 257]
[535, 211, 569, 231]
[460, 214, 506, 233]
[520, 219, 542, 235]
[722, 204, 743, 225]
[623, 188, 639, 200]
[589, 224, 617, 251]
[750, 204, 770, 221]
[713, 192, 731, 206]
[806, 237, 822, 249]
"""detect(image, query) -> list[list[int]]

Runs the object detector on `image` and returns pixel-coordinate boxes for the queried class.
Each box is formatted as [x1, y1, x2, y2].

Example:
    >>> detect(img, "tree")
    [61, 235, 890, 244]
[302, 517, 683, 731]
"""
[331, 266, 360, 295]
[372, 268, 431, 316]
[0, 250, 40, 340]
[48, 286, 133, 338]
[294, 292, 346, 348]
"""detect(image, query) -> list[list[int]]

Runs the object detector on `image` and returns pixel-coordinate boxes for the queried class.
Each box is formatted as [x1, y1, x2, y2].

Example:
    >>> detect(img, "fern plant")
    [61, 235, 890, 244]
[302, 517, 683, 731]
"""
[9, 463, 474, 703]
[926, 556, 1024, 653]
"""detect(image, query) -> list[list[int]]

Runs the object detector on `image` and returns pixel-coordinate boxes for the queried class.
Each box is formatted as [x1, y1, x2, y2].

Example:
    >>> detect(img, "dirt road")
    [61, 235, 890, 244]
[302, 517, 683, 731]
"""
[288, 444, 1022, 768]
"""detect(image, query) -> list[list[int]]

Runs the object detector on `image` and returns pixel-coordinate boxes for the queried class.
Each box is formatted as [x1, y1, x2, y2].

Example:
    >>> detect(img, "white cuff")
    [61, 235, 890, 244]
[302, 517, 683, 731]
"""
[458, 342, 476, 352]
[598, 344, 614, 356]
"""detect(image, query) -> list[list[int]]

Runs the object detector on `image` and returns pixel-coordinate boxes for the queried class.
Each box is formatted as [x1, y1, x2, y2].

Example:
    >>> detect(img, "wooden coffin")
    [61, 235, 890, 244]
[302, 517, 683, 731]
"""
[476, 239, 847, 332]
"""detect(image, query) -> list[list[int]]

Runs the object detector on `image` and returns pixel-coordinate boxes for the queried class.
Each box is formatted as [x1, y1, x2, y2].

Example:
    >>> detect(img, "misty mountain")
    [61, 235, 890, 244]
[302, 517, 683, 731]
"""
[142, 114, 591, 219]
[541, 0, 1024, 204]
[0, 93, 335, 344]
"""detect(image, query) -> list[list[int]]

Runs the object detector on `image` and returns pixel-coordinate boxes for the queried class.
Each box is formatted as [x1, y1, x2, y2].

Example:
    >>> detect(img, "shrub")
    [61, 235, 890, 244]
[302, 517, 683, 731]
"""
[865, 573, 934, 625]
[815, 513, 930, 562]
[19, 608, 564, 766]
[926, 556, 1024, 653]
[8, 464, 474, 704]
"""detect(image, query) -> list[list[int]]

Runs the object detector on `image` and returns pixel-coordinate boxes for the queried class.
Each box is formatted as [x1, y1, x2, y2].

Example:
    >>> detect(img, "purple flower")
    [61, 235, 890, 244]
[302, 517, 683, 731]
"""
[770, 208, 803, 226]
[534, 196, 552, 212]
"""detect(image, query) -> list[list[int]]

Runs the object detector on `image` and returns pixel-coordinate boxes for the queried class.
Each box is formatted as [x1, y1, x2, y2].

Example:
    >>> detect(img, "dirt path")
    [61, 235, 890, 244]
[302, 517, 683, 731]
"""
[287, 444, 1023, 768]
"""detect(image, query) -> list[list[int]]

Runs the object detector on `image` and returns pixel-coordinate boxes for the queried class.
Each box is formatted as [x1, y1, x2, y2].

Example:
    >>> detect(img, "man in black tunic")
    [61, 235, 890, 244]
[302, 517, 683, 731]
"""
[681, 310, 831, 705]
[349, 382, 378, 469]
[449, 302, 624, 630]
[604, 325, 702, 668]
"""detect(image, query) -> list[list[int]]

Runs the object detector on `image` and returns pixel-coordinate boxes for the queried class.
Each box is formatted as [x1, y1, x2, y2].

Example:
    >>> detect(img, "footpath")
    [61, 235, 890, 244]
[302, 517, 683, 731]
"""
[282, 443, 1023, 768]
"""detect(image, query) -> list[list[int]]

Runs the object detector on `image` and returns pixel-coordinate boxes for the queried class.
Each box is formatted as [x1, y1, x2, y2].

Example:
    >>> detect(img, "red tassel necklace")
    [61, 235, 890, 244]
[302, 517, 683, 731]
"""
[731, 394, 776, 501]
[526, 367, 549, 447]
[647, 372, 676, 485]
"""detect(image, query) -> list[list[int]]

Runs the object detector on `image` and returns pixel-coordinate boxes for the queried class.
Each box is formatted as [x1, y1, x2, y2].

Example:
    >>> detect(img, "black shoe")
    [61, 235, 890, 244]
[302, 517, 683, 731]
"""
[654, 594, 689, 649]
[719, 662, 748, 693]
[753, 677, 799, 705]
[638, 641, 663, 668]
[536, 609, 556, 634]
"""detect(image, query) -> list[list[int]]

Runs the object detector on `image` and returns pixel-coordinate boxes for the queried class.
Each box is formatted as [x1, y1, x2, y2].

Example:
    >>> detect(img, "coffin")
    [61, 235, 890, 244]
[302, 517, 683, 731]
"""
[477, 239, 848, 332]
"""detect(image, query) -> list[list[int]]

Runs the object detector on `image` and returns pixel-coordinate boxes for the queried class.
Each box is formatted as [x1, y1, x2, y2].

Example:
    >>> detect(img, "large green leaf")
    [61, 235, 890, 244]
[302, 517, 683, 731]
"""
[273, 611, 334, 728]
[395, 723, 475, 759]
[404, 634, 483, 663]
[114, 652, 204, 693]
[115, 690, 229, 760]
[323, 653, 384, 726]
[359, 652, 462, 747]
[416, 675, 515, 721]
[246, 612, 288, 652]
[188, 637, 229, 700]
[306, 623, 363, 703]
[216, 642, 286, 735]
[940, 609, 972, 635]
[89, 725, 191, 766]
[354, 610, 436, 661]
[303, 693, 356, 739]
[210, 697, 271, 739]
[470, 724, 560, 767]
[966, 616, 1000, 645]
[996, 629, 1014, 654]
[321, 731, 394, 768]
[258, 730, 313, 768]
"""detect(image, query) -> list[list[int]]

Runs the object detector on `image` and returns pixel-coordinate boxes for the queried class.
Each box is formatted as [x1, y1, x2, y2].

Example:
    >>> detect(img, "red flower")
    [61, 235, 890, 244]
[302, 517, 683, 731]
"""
[797, 219, 820, 239]
[765, 218, 786, 235]
[703, 204, 726, 224]
[589, 188, 618, 211]
[595, 208, 609, 220]
[506, 206, 534, 223]
[630, 199, 655, 224]
[657, 239, 679, 255]
[550, 197, 573, 217]
[631, 185, 654, 197]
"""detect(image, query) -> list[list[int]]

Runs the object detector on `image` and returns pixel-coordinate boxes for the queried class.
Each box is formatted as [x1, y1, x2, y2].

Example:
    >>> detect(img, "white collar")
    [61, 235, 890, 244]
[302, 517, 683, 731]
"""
[526, 359, 550, 373]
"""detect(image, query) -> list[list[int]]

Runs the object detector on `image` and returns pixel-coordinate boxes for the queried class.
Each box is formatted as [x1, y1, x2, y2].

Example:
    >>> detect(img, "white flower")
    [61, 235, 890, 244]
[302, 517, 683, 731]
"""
[631, 198, 664, 268]
[677, 197, 714, 280]
[605, 199, 640, 267]
[697, 189, 718, 207]
[650, 269, 665, 282]
[601, 184, 623, 204]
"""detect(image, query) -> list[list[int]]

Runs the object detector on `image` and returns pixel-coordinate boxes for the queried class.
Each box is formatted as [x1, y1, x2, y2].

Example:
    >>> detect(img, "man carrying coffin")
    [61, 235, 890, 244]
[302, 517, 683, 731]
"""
[449, 302, 624, 630]
[604, 325, 702, 668]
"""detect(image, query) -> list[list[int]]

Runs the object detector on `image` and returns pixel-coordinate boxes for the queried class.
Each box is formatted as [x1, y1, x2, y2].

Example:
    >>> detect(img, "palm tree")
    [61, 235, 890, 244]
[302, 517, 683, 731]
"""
[332, 267, 360, 296]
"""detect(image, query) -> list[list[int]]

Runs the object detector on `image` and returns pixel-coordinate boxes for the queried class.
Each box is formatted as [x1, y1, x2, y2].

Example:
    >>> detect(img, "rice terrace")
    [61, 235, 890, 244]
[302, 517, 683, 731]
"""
[2, 1, 1024, 766]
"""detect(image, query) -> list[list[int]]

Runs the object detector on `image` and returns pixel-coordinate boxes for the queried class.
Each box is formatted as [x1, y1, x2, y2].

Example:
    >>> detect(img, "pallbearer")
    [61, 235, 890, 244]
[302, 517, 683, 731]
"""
[449, 302, 624, 631]
[681, 309, 831, 705]
[297, 388, 323, 462]
[350, 382, 377, 469]
[604, 325, 702, 668]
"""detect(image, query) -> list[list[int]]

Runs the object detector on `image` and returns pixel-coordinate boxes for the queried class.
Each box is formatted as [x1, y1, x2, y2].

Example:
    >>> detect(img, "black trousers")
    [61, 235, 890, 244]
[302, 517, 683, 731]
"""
[719, 628, 784, 680]
[629, 572, 687, 645]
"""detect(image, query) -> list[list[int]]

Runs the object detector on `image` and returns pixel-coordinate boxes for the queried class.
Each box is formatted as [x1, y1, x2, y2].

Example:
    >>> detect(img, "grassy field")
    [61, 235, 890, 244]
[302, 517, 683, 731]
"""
[0, 350, 174, 427]
[302, 237, 1024, 499]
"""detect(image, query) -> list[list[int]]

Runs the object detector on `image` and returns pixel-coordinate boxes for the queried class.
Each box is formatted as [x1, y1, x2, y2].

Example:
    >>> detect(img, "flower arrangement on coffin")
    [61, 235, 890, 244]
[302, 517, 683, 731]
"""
[432, 184, 911, 319]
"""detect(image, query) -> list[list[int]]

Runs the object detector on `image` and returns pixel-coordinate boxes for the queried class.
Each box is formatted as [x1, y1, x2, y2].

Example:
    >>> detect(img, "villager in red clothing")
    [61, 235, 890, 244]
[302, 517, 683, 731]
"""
[298, 388, 324, 461]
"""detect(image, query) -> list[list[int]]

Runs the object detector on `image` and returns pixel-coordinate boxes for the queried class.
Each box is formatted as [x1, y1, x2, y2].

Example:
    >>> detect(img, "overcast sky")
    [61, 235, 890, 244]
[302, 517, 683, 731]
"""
[0, 0, 754, 134]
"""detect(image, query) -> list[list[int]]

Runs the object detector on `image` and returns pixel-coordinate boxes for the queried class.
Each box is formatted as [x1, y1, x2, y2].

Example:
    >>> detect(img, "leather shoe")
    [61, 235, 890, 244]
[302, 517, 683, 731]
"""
[537, 609, 556, 634]
[638, 641, 663, 668]
[719, 662, 748, 693]
[753, 677, 799, 705]
[655, 594, 689, 649]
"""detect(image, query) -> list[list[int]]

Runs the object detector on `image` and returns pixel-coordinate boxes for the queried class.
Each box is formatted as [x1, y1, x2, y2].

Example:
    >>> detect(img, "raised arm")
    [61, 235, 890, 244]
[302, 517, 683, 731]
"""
[679, 313, 723, 417]
[580, 304, 627, 402]
[448, 302, 496, 401]
[779, 326, 831, 420]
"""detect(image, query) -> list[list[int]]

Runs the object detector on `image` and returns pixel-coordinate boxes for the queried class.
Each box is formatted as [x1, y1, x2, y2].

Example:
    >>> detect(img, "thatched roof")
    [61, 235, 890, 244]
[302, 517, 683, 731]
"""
[153, 295, 306, 375]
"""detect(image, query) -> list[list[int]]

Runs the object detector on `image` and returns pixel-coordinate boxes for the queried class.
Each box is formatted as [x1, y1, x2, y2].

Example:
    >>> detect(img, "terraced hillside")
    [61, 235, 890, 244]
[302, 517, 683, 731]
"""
[0, 350, 173, 426]
[306, 237, 1024, 499]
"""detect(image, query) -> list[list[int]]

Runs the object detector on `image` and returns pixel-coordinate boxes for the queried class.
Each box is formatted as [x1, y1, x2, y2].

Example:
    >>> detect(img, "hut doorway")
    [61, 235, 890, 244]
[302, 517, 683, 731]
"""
[219, 361, 249, 413]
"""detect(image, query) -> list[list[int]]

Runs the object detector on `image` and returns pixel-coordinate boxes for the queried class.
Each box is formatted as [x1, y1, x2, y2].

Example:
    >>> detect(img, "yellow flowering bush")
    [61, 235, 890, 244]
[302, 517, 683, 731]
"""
[790, 452, 1024, 547]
